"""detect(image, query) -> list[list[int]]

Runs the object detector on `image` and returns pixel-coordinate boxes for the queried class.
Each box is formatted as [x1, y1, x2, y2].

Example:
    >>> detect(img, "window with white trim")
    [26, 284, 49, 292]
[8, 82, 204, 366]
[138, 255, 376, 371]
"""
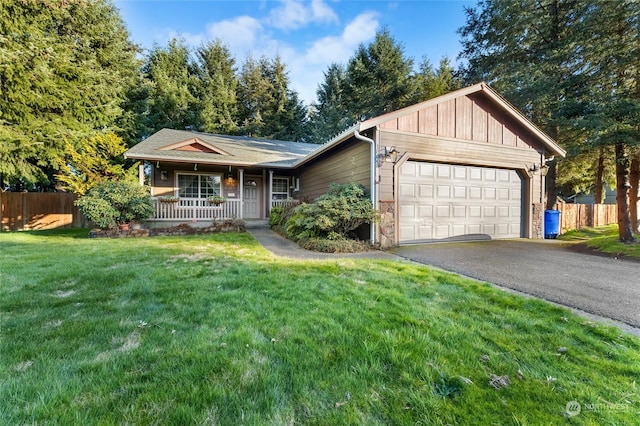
[177, 173, 221, 198]
[272, 177, 289, 200]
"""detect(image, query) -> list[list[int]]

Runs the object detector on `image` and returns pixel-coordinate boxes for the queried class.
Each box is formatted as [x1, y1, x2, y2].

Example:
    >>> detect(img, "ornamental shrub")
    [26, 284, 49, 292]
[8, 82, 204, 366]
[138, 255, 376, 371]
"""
[75, 180, 154, 228]
[285, 183, 377, 241]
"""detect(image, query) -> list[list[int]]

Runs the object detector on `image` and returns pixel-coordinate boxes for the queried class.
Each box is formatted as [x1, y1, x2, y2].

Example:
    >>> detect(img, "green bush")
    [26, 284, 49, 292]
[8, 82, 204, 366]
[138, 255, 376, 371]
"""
[75, 180, 154, 228]
[298, 237, 371, 253]
[269, 206, 284, 227]
[285, 183, 377, 242]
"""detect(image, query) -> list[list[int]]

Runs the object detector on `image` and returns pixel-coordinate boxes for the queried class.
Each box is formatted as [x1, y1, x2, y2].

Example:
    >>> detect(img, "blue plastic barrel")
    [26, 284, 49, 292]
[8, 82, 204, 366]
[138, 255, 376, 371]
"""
[544, 210, 561, 239]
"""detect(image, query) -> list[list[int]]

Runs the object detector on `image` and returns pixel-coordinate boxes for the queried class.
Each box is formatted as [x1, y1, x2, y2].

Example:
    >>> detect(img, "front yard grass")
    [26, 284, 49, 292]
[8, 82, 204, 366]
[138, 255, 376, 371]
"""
[560, 224, 640, 259]
[1, 230, 639, 424]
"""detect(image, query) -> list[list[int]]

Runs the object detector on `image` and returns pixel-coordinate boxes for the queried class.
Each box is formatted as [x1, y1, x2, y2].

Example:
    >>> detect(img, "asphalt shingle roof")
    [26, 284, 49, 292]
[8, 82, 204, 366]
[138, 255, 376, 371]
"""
[125, 129, 320, 168]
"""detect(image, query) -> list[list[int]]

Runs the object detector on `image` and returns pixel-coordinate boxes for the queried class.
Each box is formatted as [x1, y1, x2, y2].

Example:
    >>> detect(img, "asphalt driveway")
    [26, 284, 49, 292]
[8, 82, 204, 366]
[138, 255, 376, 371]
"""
[392, 239, 640, 333]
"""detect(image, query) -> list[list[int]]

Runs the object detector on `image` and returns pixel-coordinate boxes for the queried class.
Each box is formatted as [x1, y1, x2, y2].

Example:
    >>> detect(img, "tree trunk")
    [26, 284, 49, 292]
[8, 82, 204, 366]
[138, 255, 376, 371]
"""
[545, 160, 558, 209]
[594, 146, 605, 204]
[615, 143, 636, 242]
[630, 153, 640, 232]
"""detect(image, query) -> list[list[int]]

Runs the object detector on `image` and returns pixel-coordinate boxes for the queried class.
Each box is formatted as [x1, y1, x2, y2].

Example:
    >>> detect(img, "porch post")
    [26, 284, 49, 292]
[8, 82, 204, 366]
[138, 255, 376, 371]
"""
[268, 170, 274, 214]
[138, 162, 145, 187]
[239, 168, 244, 219]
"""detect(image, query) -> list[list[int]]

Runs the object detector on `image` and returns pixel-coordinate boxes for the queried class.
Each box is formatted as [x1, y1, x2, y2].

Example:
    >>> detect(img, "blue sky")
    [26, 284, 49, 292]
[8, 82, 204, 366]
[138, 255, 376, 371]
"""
[115, 0, 475, 104]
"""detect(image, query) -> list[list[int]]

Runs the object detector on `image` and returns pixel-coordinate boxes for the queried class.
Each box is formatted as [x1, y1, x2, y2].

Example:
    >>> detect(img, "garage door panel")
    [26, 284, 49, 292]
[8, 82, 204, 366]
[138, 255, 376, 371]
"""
[399, 204, 416, 218]
[418, 226, 432, 239]
[437, 185, 450, 198]
[418, 163, 434, 177]
[419, 184, 433, 197]
[436, 205, 450, 217]
[437, 165, 451, 178]
[399, 161, 522, 243]
[401, 162, 417, 177]
[400, 183, 415, 197]
[453, 186, 466, 198]
[419, 205, 433, 217]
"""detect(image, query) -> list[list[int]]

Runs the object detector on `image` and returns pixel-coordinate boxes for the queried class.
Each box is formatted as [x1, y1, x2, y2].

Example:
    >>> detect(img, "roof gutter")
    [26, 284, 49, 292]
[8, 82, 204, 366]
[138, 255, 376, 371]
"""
[354, 129, 376, 245]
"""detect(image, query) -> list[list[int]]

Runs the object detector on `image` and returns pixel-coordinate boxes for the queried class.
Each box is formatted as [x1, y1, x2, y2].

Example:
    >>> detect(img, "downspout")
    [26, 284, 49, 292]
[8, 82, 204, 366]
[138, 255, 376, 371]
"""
[354, 129, 376, 245]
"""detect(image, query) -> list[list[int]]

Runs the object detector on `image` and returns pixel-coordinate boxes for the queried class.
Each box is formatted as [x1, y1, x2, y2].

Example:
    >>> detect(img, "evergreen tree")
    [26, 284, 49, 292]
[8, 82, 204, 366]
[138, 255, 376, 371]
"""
[343, 29, 416, 121]
[459, 0, 639, 242]
[237, 56, 308, 141]
[459, 0, 584, 208]
[194, 40, 239, 134]
[307, 63, 353, 144]
[0, 0, 140, 189]
[413, 57, 461, 103]
[143, 38, 199, 133]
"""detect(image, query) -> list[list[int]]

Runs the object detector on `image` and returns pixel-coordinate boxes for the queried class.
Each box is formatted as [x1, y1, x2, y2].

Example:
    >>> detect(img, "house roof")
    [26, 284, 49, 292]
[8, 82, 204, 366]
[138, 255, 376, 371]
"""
[126, 84, 566, 171]
[124, 128, 319, 168]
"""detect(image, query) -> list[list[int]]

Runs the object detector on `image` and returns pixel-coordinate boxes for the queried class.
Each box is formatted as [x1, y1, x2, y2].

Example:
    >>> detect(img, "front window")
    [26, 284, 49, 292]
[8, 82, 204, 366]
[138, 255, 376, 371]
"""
[272, 177, 289, 200]
[177, 173, 221, 198]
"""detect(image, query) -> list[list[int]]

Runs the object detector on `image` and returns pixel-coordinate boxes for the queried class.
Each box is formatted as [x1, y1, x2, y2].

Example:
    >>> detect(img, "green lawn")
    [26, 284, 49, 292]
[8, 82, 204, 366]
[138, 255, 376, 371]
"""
[1, 230, 639, 424]
[560, 225, 640, 259]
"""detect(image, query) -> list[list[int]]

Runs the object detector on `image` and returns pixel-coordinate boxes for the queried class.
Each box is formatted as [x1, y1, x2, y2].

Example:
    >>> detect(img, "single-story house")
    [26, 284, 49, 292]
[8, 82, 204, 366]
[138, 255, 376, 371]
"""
[125, 82, 566, 247]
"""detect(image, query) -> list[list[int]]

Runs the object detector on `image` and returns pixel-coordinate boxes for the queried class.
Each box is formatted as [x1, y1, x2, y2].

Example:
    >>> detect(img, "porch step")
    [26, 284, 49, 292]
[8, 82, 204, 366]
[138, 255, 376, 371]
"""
[244, 220, 269, 229]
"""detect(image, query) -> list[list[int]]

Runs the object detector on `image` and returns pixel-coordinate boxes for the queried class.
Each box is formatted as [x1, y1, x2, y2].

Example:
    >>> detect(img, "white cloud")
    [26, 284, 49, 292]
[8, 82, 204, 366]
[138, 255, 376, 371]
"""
[268, 0, 338, 30]
[289, 12, 379, 104]
[305, 12, 379, 64]
[206, 16, 264, 53]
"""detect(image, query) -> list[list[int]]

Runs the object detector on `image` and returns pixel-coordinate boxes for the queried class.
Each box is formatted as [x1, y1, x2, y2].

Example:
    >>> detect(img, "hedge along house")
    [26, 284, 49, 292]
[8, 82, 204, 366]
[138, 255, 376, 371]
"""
[125, 82, 566, 247]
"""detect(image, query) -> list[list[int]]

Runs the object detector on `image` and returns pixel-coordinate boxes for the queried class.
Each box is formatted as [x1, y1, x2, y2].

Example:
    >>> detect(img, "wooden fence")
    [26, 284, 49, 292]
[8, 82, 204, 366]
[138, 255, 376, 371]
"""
[0, 192, 89, 231]
[556, 202, 617, 233]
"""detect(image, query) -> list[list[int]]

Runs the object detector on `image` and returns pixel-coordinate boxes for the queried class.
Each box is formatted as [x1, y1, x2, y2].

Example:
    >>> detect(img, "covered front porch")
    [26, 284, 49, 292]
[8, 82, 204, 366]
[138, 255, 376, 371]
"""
[124, 129, 317, 228]
[141, 163, 301, 227]
[148, 196, 298, 224]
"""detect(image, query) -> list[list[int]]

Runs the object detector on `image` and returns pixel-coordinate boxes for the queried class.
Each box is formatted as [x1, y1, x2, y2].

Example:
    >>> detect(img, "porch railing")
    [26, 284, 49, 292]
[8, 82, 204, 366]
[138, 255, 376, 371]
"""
[271, 199, 301, 210]
[151, 198, 301, 221]
[153, 198, 241, 221]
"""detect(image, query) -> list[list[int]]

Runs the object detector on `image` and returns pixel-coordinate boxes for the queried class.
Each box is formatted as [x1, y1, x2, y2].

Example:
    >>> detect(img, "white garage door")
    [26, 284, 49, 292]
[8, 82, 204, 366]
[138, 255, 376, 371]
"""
[399, 162, 522, 243]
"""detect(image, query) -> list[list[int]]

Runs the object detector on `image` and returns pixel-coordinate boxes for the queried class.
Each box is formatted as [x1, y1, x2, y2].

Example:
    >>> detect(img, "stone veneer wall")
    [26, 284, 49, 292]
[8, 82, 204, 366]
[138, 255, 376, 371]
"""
[532, 203, 544, 239]
[378, 200, 396, 248]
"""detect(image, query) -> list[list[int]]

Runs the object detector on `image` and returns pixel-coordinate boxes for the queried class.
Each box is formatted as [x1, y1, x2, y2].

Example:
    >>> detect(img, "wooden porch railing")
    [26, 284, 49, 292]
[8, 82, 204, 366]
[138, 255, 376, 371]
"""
[270, 199, 301, 210]
[153, 198, 241, 221]
[152, 198, 301, 221]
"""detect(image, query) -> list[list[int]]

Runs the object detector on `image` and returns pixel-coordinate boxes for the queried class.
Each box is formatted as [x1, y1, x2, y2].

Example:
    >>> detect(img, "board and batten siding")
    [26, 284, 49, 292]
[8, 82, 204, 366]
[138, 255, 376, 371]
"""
[298, 139, 371, 201]
[379, 93, 541, 150]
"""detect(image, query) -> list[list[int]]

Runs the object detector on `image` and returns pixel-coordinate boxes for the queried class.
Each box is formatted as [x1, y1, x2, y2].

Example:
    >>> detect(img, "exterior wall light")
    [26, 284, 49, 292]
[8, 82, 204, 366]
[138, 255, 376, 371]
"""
[377, 146, 400, 167]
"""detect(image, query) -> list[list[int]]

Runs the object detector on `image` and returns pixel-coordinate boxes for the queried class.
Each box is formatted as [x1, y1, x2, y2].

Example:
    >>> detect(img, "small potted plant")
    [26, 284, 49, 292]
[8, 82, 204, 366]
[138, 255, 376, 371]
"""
[158, 195, 179, 203]
[207, 195, 226, 206]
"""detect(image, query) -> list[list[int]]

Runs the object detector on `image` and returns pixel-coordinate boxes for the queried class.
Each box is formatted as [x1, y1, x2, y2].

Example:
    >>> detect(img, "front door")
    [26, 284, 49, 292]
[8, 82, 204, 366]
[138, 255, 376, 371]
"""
[243, 177, 262, 219]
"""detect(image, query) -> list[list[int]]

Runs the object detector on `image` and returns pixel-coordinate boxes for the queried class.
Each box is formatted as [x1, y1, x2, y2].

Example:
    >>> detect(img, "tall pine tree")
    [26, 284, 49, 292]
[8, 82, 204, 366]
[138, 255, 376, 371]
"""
[194, 40, 239, 134]
[343, 29, 416, 121]
[143, 38, 198, 133]
[459, 0, 639, 242]
[307, 63, 353, 144]
[236, 56, 308, 141]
